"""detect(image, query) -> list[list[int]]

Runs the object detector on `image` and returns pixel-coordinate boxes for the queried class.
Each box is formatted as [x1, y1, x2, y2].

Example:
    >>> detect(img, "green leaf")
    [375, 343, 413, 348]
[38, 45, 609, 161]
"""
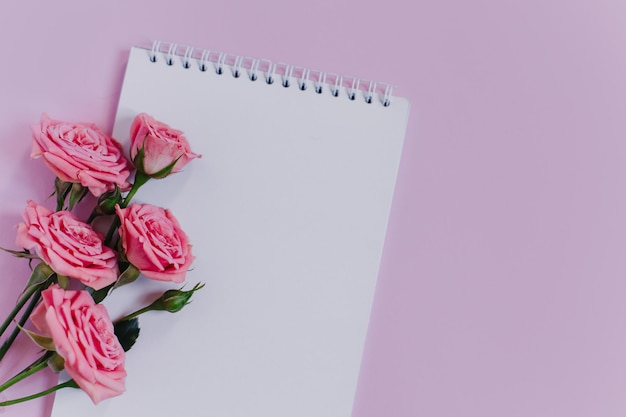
[67, 183, 88, 211]
[114, 318, 140, 352]
[47, 353, 65, 372]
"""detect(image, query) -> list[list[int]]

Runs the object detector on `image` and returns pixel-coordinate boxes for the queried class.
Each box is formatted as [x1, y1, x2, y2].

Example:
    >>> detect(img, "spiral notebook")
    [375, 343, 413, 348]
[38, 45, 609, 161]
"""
[50, 41, 410, 417]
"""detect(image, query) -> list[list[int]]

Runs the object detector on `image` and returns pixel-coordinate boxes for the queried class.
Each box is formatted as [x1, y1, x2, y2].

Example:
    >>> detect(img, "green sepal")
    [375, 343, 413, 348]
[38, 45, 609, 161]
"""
[56, 274, 69, 289]
[95, 185, 122, 215]
[159, 282, 205, 313]
[113, 264, 140, 290]
[131, 134, 148, 173]
[147, 156, 182, 179]
[132, 134, 182, 179]
[117, 248, 129, 264]
[20, 262, 55, 299]
[53, 178, 72, 212]
[0, 247, 39, 260]
[114, 318, 140, 352]
[90, 283, 114, 304]
[67, 183, 88, 211]
[47, 353, 65, 373]
[16, 323, 56, 352]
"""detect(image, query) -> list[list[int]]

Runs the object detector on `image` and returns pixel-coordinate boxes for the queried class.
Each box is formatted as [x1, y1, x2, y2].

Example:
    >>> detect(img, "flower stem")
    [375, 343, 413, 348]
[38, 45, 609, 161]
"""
[121, 171, 150, 209]
[0, 284, 40, 341]
[118, 304, 154, 322]
[118, 283, 205, 322]
[86, 209, 98, 224]
[0, 352, 52, 394]
[0, 379, 78, 406]
[103, 218, 120, 248]
[0, 286, 45, 362]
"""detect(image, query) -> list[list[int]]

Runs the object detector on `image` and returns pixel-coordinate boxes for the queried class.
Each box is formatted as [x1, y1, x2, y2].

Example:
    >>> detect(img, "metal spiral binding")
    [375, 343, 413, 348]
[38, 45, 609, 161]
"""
[148, 41, 395, 107]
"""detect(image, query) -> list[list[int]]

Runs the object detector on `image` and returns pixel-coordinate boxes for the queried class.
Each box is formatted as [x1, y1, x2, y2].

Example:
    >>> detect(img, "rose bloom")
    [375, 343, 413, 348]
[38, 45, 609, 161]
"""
[30, 285, 126, 404]
[116, 203, 193, 283]
[130, 113, 200, 177]
[32, 113, 131, 197]
[16, 200, 118, 290]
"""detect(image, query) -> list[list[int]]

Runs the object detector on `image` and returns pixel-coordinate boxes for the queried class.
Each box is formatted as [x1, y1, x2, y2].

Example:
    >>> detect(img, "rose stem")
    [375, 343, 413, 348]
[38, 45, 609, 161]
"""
[0, 352, 53, 394]
[117, 304, 155, 322]
[0, 284, 40, 340]
[86, 209, 98, 224]
[103, 217, 120, 248]
[121, 171, 150, 208]
[0, 286, 45, 362]
[103, 172, 150, 246]
[0, 379, 78, 406]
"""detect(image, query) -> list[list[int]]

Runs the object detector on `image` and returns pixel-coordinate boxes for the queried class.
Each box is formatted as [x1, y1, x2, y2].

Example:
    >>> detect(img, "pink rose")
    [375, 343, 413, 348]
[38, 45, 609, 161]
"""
[32, 113, 132, 197]
[15, 201, 118, 290]
[30, 285, 126, 404]
[130, 113, 200, 177]
[116, 203, 193, 283]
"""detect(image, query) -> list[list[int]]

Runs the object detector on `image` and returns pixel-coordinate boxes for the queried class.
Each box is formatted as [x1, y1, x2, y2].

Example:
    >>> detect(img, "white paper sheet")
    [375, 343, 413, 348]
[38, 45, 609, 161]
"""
[50, 45, 410, 417]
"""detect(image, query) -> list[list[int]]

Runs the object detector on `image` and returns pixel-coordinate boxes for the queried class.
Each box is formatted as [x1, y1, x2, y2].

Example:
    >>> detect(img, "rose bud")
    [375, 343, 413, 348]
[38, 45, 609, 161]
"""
[159, 283, 205, 313]
[119, 283, 205, 322]
[129, 113, 200, 179]
[95, 185, 122, 215]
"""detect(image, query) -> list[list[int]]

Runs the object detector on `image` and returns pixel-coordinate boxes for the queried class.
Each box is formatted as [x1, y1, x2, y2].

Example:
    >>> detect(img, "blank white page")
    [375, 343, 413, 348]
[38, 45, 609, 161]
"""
[51, 45, 410, 417]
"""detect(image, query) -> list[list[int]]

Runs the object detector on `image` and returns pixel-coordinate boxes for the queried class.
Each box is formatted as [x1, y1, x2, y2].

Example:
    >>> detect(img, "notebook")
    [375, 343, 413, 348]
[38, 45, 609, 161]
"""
[50, 41, 410, 417]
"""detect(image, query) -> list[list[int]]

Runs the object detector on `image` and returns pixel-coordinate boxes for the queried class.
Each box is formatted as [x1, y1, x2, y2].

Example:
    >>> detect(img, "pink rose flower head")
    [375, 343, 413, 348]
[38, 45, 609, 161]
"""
[15, 200, 118, 290]
[116, 203, 193, 283]
[130, 113, 200, 178]
[31, 113, 132, 197]
[30, 285, 126, 404]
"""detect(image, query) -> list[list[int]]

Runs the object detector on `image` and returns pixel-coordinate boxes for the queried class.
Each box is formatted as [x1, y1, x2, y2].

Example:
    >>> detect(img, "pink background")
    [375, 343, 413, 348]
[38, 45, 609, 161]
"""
[1, 0, 626, 416]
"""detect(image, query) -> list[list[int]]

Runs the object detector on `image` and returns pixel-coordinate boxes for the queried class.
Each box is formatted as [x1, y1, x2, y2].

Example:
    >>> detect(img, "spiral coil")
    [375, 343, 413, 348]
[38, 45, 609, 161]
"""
[148, 41, 394, 107]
